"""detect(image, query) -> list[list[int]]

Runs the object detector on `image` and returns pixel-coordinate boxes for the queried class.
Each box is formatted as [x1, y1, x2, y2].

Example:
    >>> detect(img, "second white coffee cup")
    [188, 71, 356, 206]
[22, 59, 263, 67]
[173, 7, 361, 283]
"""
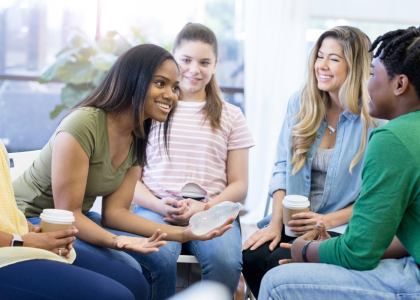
[282, 195, 310, 237]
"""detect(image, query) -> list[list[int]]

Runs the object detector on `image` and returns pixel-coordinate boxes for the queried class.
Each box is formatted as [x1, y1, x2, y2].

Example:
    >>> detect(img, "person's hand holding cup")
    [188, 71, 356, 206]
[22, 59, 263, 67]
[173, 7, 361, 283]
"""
[282, 195, 310, 237]
[35, 209, 76, 257]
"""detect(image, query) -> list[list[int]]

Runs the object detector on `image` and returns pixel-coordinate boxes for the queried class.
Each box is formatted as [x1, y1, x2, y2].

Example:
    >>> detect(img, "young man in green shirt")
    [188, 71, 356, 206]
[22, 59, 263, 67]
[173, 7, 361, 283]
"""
[259, 26, 420, 299]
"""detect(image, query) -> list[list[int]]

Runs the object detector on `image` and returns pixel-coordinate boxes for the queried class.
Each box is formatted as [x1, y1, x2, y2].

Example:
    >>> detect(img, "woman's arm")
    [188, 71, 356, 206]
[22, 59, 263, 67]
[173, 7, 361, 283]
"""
[282, 219, 410, 265]
[288, 204, 354, 235]
[52, 132, 170, 253]
[0, 231, 14, 247]
[242, 189, 285, 251]
[324, 204, 353, 228]
[0, 229, 77, 258]
[208, 148, 249, 206]
[52, 132, 120, 249]
[101, 164, 234, 243]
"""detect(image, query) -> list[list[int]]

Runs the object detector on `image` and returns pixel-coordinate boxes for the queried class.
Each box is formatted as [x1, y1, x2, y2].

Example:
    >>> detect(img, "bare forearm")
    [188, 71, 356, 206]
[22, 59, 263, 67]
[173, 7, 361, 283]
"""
[270, 189, 286, 225]
[291, 238, 322, 263]
[102, 209, 186, 242]
[132, 180, 162, 214]
[208, 181, 247, 207]
[72, 210, 117, 249]
[0, 231, 13, 247]
[324, 204, 353, 229]
[381, 236, 409, 259]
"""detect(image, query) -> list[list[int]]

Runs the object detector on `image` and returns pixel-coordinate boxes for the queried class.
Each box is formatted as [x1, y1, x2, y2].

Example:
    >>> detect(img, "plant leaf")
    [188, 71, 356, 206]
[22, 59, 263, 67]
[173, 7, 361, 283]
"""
[39, 48, 80, 83]
[57, 61, 96, 84]
[99, 38, 118, 54]
[76, 47, 98, 62]
[60, 84, 94, 109]
[49, 104, 66, 119]
[91, 53, 118, 71]
[69, 28, 101, 52]
[38, 64, 59, 83]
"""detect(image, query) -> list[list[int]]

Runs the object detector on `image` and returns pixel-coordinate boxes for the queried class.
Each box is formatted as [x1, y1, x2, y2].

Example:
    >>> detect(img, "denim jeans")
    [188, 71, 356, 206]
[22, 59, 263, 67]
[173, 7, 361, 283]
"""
[28, 212, 177, 300]
[259, 256, 420, 300]
[0, 247, 149, 300]
[134, 205, 243, 296]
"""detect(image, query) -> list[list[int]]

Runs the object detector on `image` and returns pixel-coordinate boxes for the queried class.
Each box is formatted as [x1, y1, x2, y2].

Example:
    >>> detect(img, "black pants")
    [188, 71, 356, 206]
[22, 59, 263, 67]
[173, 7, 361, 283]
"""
[242, 225, 341, 298]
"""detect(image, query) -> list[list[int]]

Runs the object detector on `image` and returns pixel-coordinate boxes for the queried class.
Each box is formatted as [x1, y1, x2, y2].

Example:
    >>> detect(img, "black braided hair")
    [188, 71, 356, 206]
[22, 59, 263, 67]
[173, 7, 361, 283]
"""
[369, 26, 420, 98]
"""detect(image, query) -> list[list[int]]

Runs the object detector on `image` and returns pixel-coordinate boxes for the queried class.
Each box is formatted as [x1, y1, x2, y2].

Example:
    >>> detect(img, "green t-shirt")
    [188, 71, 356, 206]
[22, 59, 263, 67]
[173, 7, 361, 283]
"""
[13, 107, 139, 218]
[319, 110, 420, 271]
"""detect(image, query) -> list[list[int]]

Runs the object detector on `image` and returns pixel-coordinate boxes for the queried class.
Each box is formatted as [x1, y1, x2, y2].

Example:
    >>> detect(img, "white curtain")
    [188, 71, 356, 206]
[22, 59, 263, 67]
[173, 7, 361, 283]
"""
[242, 0, 309, 224]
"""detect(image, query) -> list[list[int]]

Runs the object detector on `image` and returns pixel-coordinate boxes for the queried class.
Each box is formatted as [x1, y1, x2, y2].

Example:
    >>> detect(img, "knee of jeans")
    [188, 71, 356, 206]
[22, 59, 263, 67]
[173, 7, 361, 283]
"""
[203, 251, 242, 274]
[263, 263, 304, 287]
[143, 249, 178, 276]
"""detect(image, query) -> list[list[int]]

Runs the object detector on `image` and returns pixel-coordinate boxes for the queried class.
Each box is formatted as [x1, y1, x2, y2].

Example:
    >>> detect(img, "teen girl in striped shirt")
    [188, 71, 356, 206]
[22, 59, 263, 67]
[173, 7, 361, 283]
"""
[132, 23, 254, 299]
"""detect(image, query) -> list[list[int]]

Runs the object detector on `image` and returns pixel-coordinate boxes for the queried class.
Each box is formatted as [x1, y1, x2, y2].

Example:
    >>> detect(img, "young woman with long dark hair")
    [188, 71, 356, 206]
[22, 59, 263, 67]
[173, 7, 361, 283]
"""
[12, 44, 234, 300]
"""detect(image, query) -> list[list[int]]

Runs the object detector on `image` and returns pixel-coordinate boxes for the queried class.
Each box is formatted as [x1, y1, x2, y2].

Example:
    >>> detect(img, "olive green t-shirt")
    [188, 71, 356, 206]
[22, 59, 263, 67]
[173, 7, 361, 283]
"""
[13, 107, 139, 218]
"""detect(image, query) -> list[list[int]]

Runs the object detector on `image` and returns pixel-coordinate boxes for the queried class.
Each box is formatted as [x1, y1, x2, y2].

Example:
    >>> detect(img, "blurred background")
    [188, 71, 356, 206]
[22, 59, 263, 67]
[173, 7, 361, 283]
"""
[0, 0, 418, 223]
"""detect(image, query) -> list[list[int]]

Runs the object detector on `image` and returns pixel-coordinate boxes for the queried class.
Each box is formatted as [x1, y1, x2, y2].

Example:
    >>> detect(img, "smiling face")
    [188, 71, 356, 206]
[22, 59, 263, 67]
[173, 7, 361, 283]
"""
[173, 41, 217, 100]
[367, 57, 395, 119]
[315, 37, 348, 96]
[143, 59, 180, 122]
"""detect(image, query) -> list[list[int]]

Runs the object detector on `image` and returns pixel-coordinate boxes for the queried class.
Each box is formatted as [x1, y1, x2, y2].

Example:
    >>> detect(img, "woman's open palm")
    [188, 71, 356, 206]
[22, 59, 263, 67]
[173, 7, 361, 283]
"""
[113, 229, 167, 254]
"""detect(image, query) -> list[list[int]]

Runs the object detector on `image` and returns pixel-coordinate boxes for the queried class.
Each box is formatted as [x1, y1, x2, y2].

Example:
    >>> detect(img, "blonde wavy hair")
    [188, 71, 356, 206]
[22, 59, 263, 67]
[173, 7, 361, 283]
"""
[291, 26, 377, 174]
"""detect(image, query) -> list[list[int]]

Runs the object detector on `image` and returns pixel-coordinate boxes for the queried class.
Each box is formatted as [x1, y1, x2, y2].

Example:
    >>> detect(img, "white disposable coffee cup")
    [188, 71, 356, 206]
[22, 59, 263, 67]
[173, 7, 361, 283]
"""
[40, 209, 75, 249]
[282, 195, 310, 237]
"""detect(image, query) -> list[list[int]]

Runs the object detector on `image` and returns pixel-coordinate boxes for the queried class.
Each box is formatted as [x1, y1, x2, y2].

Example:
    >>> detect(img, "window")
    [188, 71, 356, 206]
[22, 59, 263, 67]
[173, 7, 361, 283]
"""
[306, 18, 420, 49]
[0, 0, 244, 152]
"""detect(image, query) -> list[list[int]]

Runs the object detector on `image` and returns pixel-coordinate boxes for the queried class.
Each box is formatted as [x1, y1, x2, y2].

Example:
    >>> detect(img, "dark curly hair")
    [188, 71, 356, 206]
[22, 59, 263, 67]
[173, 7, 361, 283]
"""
[369, 26, 420, 98]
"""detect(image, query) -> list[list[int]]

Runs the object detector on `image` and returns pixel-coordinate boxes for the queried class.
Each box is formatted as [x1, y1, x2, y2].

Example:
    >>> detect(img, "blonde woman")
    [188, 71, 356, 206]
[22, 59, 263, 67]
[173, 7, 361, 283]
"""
[242, 26, 384, 298]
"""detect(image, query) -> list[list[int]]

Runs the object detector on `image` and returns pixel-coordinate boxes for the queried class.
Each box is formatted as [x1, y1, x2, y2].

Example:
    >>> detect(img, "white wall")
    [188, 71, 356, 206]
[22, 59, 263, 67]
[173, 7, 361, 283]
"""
[242, 0, 308, 223]
[309, 0, 420, 23]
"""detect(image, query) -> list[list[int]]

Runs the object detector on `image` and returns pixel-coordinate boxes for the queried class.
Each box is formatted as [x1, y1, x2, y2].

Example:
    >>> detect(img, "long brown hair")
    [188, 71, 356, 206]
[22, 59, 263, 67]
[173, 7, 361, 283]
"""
[67, 44, 177, 167]
[291, 26, 377, 174]
[172, 23, 223, 131]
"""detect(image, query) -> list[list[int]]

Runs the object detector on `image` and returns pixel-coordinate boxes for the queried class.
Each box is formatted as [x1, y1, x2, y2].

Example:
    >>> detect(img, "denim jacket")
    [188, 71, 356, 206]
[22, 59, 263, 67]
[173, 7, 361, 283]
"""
[259, 92, 386, 228]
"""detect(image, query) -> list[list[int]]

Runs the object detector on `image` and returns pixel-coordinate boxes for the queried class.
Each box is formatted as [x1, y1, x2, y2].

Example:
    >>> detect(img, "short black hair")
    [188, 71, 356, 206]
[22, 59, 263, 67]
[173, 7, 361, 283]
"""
[369, 26, 420, 98]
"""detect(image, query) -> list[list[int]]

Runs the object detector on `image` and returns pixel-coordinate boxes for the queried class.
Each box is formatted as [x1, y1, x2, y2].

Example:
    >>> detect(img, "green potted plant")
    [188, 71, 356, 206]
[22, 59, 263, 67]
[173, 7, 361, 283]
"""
[39, 28, 169, 119]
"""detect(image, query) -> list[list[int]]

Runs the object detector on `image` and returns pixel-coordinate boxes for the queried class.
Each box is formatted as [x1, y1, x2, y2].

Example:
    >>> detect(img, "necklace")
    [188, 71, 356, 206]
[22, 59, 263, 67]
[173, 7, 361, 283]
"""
[327, 124, 336, 135]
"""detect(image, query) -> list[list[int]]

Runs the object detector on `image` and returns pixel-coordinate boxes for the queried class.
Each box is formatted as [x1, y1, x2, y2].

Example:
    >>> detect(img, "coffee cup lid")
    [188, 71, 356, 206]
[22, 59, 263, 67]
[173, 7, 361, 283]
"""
[40, 209, 75, 224]
[282, 195, 310, 209]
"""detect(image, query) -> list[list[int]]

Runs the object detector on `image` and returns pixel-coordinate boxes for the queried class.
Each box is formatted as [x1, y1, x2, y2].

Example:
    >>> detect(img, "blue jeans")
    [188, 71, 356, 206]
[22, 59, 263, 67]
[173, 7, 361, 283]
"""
[0, 247, 148, 300]
[259, 256, 420, 300]
[28, 213, 175, 300]
[134, 205, 243, 296]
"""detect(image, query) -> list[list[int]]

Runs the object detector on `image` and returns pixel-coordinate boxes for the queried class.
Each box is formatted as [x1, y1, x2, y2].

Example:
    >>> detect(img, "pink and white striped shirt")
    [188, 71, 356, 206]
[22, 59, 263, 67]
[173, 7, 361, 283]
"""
[142, 100, 255, 202]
